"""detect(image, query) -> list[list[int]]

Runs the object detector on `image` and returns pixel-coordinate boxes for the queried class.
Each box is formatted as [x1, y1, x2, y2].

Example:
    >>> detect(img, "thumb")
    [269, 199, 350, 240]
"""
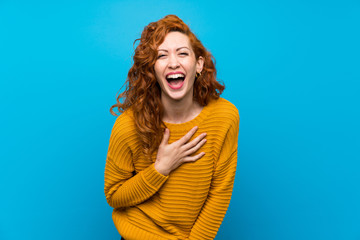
[161, 128, 170, 145]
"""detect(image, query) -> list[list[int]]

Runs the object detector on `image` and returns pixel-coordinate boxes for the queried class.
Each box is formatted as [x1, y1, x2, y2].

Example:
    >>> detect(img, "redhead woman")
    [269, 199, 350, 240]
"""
[104, 15, 240, 240]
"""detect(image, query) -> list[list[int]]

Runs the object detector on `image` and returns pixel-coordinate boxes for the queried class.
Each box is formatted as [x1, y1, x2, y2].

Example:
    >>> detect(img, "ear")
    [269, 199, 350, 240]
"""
[196, 56, 204, 73]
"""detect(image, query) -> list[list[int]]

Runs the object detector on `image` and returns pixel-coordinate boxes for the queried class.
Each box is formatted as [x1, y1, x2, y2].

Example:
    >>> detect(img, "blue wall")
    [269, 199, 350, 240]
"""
[1, 0, 359, 239]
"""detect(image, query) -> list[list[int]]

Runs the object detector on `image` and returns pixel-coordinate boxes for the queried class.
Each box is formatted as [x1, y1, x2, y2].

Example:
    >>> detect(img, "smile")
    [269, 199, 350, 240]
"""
[166, 72, 185, 90]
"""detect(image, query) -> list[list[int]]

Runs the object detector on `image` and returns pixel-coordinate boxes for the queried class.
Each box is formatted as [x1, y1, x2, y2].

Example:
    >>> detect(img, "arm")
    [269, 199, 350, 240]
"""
[188, 113, 240, 240]
[104, 116, 169, 209]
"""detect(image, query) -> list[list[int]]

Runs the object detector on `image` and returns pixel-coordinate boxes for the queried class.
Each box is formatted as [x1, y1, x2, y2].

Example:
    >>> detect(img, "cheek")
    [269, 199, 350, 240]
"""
[186, 58, 197, 72]
[154, 63, 164, 78]
[187, 63, 197, 76]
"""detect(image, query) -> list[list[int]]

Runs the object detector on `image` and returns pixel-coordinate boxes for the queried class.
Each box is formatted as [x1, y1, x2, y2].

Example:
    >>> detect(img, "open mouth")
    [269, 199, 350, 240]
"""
[166, 73, 185, 89]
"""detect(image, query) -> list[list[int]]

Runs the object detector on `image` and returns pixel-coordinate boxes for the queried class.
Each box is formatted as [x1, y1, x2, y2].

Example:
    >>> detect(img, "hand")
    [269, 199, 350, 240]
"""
[154, 126, 207, 176]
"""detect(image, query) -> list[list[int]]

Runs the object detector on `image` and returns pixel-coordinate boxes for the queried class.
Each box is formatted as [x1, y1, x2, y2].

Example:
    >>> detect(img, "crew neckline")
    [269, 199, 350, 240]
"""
[163, 98, 217, 131]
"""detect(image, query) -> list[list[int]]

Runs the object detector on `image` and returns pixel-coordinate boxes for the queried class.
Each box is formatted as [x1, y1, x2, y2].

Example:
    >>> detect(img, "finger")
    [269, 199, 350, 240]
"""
[177, 126, 198, 145]
[161, 128, 170, 145]
[184, 138, 207, 156]
[183, 152, 205, 162]
[182, 132, 207, 150]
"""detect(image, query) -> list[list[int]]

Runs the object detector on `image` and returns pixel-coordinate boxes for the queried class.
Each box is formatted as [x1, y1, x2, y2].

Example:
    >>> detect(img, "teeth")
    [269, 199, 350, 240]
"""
[166, 73, 185, 79]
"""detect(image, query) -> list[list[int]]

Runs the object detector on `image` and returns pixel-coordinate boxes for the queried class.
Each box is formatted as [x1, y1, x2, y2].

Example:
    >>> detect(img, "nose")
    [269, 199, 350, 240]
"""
[168, 54, 180, 69]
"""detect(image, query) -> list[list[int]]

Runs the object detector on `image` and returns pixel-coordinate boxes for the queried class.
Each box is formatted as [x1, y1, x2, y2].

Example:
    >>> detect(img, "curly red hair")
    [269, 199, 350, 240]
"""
[110, 15, 225, 158]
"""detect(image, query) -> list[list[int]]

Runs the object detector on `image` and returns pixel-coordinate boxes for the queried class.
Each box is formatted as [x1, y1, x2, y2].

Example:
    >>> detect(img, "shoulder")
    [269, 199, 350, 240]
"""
[212, 97, 239, 113]
[207, 97, 239, 127]
[107, 109, 138, 166]
[114, 108, 135, 127]
[110, 108, 137, 143]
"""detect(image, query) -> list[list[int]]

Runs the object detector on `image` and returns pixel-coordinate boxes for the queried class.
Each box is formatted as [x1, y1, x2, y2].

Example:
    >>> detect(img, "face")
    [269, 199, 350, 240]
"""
[154, 31, 204, 103]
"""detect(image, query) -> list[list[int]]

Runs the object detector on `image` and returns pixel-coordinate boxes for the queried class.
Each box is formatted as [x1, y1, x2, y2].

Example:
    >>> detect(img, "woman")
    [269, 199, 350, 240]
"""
[105, 15, 239, 240]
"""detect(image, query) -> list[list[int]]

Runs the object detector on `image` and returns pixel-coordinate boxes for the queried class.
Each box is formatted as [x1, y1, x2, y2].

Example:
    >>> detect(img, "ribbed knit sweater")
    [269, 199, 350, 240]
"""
[104, 97, 239, 240]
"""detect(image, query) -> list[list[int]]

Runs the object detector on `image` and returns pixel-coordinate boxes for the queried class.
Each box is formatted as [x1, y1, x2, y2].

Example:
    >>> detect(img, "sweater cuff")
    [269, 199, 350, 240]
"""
[142, 163, 168, 190]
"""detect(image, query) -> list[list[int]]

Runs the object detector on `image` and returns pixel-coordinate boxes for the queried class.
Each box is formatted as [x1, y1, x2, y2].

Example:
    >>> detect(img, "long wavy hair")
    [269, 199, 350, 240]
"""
[110, 15, 225, 158]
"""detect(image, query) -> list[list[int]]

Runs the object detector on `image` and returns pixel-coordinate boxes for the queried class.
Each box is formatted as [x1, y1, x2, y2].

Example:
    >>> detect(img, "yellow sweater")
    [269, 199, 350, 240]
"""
[104, 97, 239, 240]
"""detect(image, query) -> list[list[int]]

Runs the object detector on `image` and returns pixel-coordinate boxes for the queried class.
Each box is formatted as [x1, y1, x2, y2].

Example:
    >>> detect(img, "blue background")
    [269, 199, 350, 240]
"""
[1, 0, 359, 239]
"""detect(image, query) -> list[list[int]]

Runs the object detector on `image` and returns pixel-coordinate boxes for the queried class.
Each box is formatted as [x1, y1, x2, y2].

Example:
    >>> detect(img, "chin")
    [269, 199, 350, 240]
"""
[164, 87, 193, 102]
[165, 92, 186, 101]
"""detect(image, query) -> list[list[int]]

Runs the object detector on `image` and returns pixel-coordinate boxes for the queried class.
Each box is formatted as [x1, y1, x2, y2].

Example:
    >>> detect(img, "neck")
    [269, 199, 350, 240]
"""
[161, 93, 202, 124]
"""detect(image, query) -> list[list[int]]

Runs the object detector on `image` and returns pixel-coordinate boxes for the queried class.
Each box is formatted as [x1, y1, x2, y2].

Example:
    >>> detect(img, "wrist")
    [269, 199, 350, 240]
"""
[154, 162, 169, 176]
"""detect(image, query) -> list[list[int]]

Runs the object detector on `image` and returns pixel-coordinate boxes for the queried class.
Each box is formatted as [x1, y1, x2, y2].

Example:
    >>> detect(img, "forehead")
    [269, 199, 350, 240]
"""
[157, 32, 191, 50]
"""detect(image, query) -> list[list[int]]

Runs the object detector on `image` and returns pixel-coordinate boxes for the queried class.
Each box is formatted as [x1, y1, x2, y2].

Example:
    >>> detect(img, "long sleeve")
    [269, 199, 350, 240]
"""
[104, 113, 168, 209]
[105, 98, 240, 240]
[187, 112, 240, 240]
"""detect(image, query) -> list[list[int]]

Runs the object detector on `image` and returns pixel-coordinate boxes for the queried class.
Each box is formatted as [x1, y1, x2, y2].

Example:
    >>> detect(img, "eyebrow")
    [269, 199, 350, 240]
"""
[157, 47, 190, 52]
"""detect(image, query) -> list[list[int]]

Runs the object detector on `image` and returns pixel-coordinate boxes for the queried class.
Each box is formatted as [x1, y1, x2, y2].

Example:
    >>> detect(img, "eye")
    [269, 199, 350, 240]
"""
[157, 54, 166, 59]
[179, 52, 189, 56]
